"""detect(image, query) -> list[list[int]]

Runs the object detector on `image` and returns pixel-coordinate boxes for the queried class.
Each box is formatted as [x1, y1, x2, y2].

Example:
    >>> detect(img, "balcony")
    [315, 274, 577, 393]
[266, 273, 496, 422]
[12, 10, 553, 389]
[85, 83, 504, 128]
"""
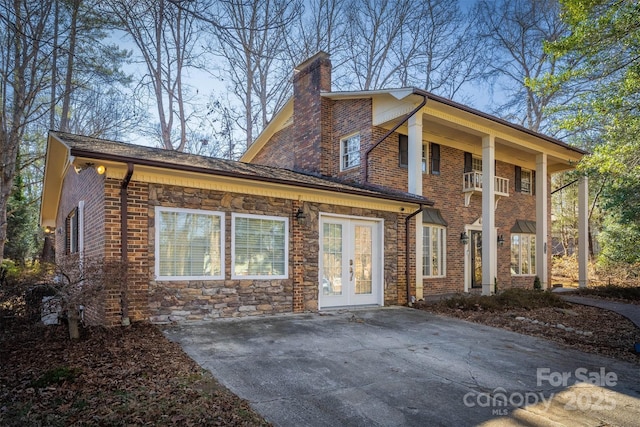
[463, 171, 509, 207]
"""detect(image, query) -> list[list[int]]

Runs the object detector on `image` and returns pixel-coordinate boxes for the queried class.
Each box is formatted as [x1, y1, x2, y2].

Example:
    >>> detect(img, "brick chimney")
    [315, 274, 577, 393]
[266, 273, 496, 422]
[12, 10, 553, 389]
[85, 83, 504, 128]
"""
[293, 51, 331, 174]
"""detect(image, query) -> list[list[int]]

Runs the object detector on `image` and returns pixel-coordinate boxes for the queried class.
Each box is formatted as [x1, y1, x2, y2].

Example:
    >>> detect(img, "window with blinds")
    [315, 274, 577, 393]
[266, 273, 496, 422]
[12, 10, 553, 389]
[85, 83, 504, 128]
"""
[156, 207, 224, 280]
[232, 213, 288, 279]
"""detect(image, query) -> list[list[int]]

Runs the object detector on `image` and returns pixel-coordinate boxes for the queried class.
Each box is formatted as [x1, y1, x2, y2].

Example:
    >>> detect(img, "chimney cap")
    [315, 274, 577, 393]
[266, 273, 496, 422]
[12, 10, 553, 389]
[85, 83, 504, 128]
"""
[294, 51, 330, 73]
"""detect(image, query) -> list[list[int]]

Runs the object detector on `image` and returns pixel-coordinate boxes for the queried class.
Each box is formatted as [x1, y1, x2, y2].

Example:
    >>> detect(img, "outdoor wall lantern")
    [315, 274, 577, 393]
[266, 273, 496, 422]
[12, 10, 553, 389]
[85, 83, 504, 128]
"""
[497, 234, 505, 246]
[460, 231, 469, 245]
[295, 207, 306, 222]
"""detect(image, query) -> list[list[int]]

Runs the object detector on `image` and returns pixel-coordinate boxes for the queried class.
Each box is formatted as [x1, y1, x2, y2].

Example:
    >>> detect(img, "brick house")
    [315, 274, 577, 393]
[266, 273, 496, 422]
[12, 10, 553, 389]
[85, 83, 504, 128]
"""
[40, 52, 589, 326]
[242, 52, 589, 302]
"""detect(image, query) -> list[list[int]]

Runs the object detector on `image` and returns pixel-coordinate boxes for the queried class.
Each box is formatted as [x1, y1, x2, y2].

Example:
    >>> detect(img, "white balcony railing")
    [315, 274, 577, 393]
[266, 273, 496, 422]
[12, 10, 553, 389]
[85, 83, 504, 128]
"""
[462, 171, 509, 206]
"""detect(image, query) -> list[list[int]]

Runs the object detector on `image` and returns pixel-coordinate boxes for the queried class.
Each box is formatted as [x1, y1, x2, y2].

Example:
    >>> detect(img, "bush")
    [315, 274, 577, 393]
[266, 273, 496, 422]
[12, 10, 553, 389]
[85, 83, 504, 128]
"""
[440, 288, 568, 312]
[0, 260, 50, 321]
[533, 276, 542, 290]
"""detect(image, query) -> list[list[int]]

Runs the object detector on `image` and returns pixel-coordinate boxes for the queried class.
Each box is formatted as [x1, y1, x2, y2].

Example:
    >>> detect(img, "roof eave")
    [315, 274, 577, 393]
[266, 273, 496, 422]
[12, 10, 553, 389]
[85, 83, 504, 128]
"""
[69, 147, 433, 207]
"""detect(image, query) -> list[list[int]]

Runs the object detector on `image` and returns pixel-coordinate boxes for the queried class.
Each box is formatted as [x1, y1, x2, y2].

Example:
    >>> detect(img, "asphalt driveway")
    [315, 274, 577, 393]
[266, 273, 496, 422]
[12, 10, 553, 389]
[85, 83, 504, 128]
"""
[163, 307, 640, 426]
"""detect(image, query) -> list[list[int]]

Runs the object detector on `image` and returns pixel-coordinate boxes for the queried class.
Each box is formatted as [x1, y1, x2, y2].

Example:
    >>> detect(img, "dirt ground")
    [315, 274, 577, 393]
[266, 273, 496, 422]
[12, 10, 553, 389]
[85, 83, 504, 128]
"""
[422, 302, 640, 364]
[0, 320, 270, 426]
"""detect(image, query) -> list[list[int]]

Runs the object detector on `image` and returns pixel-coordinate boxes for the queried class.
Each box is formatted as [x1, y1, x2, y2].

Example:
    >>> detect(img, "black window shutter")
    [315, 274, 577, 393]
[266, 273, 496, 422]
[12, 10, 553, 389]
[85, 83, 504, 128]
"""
[464, 152, 472, 173]
[431, 143, 440, 174]
[515, 166, 522, 192]
[532, 170, 536, 195]
[399, 134, 408, 167]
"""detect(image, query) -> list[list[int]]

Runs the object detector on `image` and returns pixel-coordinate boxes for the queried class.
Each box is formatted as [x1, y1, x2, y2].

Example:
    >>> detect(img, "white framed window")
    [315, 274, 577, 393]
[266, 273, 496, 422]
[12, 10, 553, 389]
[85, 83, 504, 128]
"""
[520, 169, 532, 195]
[511, 233, 536, 275]
[400, 135, 428, 174]
[66, 207, 79, 254]
[422, 143, 427, 173]
[155, 207, 224, 280]
[472, 156, 483, 172]
[232, 213, 288, 279]
[341, 133, 360, 170]
[423, 225, 446, 277]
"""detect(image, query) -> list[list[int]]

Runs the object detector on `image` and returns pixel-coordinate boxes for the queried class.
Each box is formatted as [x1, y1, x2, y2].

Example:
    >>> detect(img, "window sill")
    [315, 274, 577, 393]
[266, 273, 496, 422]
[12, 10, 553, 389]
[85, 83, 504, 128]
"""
[156, 275, 225, 281]
[231, 275, 288, 280]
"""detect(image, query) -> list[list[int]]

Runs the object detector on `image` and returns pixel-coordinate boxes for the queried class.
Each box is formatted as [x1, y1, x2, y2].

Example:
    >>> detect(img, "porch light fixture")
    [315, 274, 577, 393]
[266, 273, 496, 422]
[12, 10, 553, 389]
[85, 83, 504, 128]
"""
[497, 234, 505, 246]
[460, 231, 469, 245]
[295, 207, 306, 222]
[74, 162, 106, 175]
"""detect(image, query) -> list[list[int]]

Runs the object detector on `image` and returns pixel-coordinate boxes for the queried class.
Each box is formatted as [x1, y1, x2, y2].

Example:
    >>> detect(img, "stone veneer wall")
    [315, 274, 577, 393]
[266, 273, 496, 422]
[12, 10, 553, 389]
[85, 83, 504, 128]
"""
[146, 184, 405, 322]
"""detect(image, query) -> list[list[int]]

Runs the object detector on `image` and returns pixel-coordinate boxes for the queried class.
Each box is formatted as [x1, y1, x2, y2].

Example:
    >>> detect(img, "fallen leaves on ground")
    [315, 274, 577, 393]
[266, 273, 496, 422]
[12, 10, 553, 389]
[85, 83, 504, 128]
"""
[421, 303, 640, 364]
[0, 320, 270, 426]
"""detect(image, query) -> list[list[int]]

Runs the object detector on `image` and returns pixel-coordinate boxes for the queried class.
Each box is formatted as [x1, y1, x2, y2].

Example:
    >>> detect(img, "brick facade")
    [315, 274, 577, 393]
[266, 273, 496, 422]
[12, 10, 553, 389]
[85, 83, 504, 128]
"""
[55, 169, 151, 327]
[55, 168, 106, 325]
[251, 52, 552, 297]
[50, 51, 562, 327]
[251, 127, 294, 168]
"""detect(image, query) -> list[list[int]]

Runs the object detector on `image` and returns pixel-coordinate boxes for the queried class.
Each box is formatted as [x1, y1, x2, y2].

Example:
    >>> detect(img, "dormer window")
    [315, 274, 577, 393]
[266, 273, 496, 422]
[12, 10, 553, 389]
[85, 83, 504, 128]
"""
[341, 133, 360, 170]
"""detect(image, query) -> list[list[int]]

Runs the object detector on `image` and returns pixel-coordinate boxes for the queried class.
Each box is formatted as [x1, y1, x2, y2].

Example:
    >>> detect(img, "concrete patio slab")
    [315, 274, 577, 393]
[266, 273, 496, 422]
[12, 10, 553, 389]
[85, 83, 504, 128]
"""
[163, 307, 640, 426]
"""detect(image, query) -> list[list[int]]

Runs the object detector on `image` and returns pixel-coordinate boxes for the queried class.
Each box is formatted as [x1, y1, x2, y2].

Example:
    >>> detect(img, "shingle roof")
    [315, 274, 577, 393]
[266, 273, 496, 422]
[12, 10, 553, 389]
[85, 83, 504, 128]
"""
[53, 131, 432, 206]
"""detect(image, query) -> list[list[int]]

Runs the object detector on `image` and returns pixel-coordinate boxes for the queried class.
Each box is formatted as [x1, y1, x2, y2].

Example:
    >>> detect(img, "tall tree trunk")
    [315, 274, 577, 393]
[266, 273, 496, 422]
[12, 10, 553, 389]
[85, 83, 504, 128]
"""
[60, 0, 81, 132]
[49, 0, 60, 130]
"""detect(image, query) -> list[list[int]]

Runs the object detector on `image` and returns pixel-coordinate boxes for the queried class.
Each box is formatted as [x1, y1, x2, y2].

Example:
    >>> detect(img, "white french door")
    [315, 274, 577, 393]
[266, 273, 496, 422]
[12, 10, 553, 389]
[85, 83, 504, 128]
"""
[319, 215, 382, 308]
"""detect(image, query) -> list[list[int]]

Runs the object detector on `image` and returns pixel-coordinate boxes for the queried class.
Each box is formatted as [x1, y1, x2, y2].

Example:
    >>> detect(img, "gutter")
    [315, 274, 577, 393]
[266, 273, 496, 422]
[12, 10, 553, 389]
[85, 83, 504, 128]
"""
[405, 204, 424, 306]
[364, 91, 428, 183]
[120, 162, 134, 326]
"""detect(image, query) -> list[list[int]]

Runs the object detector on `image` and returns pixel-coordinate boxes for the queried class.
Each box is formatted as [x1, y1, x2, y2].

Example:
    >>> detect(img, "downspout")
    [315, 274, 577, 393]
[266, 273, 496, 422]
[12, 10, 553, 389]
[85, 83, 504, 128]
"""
[364, 92, 427, 183]
[120, 162, 134, 326]
[405, 204, 424, 306]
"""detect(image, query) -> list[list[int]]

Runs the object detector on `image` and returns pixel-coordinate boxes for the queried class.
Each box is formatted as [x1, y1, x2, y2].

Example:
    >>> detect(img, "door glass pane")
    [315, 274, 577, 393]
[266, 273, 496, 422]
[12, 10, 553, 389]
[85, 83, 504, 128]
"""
[354, 225, 372, 295]
[322, 223, 342, 295]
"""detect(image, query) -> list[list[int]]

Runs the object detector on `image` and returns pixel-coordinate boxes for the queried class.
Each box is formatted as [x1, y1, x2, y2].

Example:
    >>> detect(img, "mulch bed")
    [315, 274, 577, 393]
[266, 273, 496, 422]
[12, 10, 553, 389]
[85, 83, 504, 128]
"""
[0, 319, 270, 426]
[421, 303, 640, 364]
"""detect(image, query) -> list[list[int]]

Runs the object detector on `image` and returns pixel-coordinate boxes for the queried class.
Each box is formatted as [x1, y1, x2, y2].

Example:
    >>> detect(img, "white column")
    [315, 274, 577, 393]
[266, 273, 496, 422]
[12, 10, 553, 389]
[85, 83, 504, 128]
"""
[578, 176, 589, 288]
[408, 113, 423, 195]
[407, 113, 424, 299]
[481, 135, 496, 295]
[535, 154, 548, 289]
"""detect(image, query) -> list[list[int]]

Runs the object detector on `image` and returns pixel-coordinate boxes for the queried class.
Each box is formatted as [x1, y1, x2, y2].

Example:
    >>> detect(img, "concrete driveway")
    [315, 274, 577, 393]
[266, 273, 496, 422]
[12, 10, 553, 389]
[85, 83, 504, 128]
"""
[163, 307, 640, 426]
